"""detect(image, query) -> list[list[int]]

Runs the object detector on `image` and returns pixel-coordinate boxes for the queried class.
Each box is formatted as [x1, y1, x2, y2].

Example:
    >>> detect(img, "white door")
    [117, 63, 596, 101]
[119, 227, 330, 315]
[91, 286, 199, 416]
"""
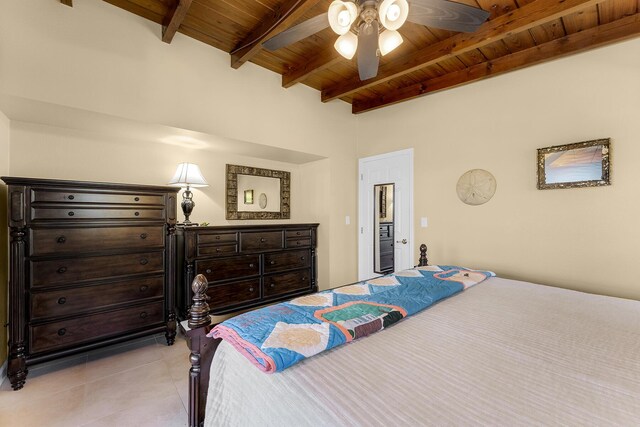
[358, 148, 414, 280]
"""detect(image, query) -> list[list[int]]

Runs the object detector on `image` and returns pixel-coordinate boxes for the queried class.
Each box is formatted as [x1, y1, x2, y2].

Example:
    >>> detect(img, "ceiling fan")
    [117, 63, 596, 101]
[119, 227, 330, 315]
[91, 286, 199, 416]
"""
[262, 0, 490, 81]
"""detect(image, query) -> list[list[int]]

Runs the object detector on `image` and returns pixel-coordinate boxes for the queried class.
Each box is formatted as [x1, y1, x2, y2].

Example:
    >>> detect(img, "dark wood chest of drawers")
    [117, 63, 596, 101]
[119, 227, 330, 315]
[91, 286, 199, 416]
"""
[176, 224, 318, 318]
[1, 177, 179, 390]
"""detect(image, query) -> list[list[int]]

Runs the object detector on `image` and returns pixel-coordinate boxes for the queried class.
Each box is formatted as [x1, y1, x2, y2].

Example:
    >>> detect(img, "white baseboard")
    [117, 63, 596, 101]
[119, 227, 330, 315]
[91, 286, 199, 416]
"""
[0, 360, 7, 387]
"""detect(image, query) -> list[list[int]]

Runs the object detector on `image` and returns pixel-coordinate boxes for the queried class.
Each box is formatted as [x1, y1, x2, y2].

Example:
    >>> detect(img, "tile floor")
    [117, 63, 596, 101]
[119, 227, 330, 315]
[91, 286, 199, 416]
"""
[0, 334, 190, 427]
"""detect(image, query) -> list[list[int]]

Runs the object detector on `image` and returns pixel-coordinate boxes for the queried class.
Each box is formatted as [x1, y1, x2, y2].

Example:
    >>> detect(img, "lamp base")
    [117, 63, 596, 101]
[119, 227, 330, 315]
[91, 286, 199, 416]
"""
[181, 186, 195, 223]
[177, 222, 199, 227]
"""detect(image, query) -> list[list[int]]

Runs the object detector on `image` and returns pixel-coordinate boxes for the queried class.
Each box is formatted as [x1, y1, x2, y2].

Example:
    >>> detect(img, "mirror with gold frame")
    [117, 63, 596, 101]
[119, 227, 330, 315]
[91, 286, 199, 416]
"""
[226, 164, 290, 219]
[537, 138, 610, 190]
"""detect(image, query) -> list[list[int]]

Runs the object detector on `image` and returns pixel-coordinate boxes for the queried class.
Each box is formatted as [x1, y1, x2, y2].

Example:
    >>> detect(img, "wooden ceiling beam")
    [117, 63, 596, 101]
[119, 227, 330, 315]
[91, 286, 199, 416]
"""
[60, 0, 73, 7]
[282, 49, 342, 88]
[322, 0, 606, 103]
[230, 0, 322, 70]
[162, 0, 193, 44]
[352, 13, 640, 114]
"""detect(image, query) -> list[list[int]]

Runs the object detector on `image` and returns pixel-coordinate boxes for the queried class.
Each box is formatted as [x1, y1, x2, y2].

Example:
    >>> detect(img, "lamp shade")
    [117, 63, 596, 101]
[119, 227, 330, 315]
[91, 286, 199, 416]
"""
[168, 163, 209, 187]
[379, 0, 409, 31]
[378, 30, 403, 56]
[334, 31, 358, 59]
[328, 0, 358, 35]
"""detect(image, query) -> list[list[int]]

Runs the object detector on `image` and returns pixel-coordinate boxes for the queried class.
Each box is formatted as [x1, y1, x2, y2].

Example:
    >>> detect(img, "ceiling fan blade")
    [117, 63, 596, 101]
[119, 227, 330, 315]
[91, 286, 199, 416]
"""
[407, 0, 489, 33]
[262, 13, 329, 51]
[357, 21, 380, 81]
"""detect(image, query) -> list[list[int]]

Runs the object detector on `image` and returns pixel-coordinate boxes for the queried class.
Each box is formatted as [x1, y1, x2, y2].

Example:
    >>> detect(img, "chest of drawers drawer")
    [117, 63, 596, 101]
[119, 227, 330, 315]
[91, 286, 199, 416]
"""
[30, 275, 164, 321]
[29, 301, 164, 354]
[196, 255, 260, 283]
[207, 279, 260, 311]
[30, 251, 164, 288]
[198, 232, 238, 245]
[197, 243, 238, 257]
[263, 269, 311, 298]
[30, 226, 164, 256]
[285, 229, 311, 239]
[264, 250, 310, 274]
[31, 206, 165, 221]
[31, 189, 165, 206]
[240, 231, 283, 251]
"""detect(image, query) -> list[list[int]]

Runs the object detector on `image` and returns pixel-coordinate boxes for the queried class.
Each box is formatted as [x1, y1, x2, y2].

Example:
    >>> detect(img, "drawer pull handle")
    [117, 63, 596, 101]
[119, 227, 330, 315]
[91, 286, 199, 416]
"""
[57, 267, 67, 274]
[57, 236, 66, 244]
[270, 283, 275, 288]
[249, 287, 254, 292]
[140, 285, 149, 292]
[297, 241, 301, 245]
[270, 260, 275, 265]
[301, 256, 305, 261]
[140, 258, 148, 265]
[140, 233, 148, 239]
[68, 195, 75, 200]
[134, 197, 140, 202]
[134, 212, 140, 217]
[296, 231, 301, 235]
[215, 236, 221, 240]
[140, 312, 148, 319]
[260, 238, 266, 243]
[68, 211, 75, 217]
[302, 277, 307, 282]
[58, 328, 66, 336]
[216, 248, 221, 253]
[205, 269, 212, 274]
[58, 297, 67, 305]
[249, 263, 255, 268]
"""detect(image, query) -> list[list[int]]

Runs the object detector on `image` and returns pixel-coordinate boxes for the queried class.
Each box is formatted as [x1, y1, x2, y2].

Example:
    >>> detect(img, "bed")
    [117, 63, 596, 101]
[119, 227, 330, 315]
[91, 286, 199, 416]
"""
[182, 245, 640, 427]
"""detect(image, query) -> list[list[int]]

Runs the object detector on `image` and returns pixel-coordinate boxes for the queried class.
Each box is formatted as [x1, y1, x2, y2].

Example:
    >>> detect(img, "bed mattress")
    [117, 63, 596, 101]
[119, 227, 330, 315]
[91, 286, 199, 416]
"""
[205, 277, 640, 426]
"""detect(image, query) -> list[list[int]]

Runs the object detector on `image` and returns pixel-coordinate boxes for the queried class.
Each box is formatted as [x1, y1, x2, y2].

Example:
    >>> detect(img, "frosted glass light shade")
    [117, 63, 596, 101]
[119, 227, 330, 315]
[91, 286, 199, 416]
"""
[379, 0, 409, 31]
[378, 30, 403, 56]
[334, 32, 358, 60]
[328, 0, 358, 35]
[168, 163, 209, 187]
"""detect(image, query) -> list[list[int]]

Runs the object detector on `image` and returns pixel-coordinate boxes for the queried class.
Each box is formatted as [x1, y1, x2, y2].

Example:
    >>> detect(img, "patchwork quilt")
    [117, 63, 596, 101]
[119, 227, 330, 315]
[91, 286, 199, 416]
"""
[209, 265, 495, 373]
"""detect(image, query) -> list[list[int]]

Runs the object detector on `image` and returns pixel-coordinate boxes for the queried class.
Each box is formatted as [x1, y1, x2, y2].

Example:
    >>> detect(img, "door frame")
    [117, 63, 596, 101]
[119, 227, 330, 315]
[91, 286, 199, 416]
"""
[358, 148, 414, 280]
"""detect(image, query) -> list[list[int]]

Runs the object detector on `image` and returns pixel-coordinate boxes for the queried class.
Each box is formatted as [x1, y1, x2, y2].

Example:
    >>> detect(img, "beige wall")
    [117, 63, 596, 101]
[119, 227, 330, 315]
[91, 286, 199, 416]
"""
[0, 110, 9, 368]
[357, 37, 640, 300]
[0, 0, 360, 290]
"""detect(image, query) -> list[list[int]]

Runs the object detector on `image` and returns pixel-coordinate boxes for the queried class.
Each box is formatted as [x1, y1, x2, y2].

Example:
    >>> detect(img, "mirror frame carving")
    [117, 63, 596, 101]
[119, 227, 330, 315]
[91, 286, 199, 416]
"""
[225, 164, 291, 220]
[537, 138, 611, 190]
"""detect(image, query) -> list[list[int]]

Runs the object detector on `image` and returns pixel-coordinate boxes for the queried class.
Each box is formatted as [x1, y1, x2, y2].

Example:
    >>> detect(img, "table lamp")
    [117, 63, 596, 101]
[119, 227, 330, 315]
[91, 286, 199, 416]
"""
[168, 162, 209, 225]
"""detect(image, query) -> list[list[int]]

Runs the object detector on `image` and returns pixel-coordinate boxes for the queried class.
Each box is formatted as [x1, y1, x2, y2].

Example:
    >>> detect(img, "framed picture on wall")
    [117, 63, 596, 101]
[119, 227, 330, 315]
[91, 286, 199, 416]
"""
[537, 138, 611, 190]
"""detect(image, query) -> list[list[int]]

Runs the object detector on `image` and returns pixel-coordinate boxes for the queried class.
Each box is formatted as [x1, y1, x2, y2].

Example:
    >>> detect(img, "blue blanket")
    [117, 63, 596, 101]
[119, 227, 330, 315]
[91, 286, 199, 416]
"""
[209, 265, 494, 373]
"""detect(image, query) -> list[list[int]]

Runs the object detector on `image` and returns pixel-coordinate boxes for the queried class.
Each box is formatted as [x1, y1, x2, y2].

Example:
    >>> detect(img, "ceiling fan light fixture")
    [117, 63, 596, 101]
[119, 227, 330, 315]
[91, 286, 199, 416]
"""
[378, 30, 403, 56]
[328, 1, 359, 35]
[334, 31, 358, 60]
[379, 0, 409, 31]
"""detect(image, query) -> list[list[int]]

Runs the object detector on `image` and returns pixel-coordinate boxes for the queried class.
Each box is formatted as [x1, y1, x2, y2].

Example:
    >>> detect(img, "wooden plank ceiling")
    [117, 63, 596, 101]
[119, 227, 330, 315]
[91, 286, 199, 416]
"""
[97, 0, 640, 113]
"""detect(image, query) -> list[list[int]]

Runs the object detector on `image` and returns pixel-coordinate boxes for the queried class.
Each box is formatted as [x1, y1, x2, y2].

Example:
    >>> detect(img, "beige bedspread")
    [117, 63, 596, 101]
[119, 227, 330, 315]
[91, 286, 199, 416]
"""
[205, 277, 640, 426]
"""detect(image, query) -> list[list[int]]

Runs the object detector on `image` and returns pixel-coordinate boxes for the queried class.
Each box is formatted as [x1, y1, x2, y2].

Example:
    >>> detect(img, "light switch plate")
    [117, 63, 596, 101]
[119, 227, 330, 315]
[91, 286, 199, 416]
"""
[345, 215, 351, 225]
[420, 217, 428, 227]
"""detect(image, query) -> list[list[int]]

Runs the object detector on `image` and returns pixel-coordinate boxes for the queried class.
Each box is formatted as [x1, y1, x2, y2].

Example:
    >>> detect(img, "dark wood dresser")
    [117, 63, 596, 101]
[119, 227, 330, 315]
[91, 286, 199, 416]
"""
[1, 177, 179, 390]
[378, 222, 394, 273]
[176, 224, 318, 318]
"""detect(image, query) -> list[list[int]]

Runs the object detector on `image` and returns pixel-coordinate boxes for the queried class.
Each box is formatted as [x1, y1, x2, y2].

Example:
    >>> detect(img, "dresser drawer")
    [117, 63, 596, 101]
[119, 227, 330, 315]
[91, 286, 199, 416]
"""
[197, 244, 238, 257]
[264, 250, 311, 274]
[31, 251, 164, 288]
[196, 255, 260, 283]
[285, 229, 311, 239]
[198, 232, 238, 245]
[30, 226, 164, 256]
[240, 231, 283, 251]
[285, 238, 311, 248]
[31, 189, 165, 206]
[31, 207, 165, 221]
[31, 276, 164, 321]
[207, 279, 260, 312]
[263, 269, 311, 298]
[379, 239, 394, 254]
[29, 301, 164, 354]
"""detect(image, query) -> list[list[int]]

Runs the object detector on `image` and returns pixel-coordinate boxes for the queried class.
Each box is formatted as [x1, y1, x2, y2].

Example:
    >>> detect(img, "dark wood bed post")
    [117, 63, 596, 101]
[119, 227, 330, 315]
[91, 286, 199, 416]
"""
[182, 274, 220, 427]
[418, 244, 428, 266]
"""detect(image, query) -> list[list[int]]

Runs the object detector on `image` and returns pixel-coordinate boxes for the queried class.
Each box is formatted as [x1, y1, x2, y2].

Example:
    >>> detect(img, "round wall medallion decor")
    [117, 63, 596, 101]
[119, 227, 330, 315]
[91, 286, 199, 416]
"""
[258, 193, 268, 209]
[456, 169, 497, 205]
